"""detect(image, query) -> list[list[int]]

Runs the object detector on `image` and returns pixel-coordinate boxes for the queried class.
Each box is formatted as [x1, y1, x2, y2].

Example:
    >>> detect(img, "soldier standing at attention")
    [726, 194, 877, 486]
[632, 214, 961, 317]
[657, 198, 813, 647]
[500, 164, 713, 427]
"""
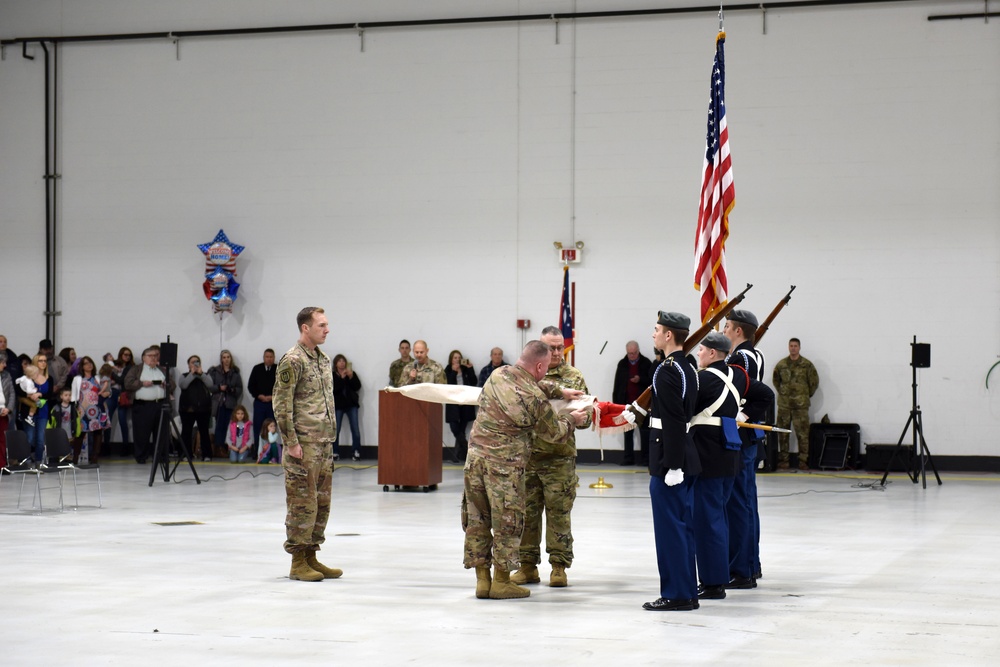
[394, 340, 446, 386]
[511, 326, 591, 588]
[644, 311, 701, 612]
[723, 310, 765, 588]
[772, 337, 819, 470]
[388, 339, 412, 387]
[462, 341, 588, 600]
[274, 307, 342, 582]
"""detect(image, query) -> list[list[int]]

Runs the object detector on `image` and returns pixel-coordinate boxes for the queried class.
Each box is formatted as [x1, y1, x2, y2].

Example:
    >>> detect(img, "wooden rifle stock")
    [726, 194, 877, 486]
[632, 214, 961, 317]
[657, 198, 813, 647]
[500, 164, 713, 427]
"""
[626, 283, 754, 422]
[752, 285, 796, 346]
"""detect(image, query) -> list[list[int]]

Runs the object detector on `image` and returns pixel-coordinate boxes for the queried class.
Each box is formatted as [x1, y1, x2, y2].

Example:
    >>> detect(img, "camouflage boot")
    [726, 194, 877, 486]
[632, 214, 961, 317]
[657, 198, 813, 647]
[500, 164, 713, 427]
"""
[489, 567, 530, 599]
[475, 566, 492, 599]
[550, 564, 568, 587]
[305, 550, 343, 579]
[289, 552, 323, 582]
[510, 564, 540, 585]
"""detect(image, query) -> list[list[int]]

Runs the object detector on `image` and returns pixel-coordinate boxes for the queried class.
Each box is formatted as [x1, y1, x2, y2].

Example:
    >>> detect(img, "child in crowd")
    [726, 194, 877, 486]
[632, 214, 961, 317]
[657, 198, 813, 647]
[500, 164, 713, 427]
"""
[258, 418, 282, 464]
[48, 387, 82, 463]
[16, 364, 47, 426]
[226, 405, 252, 463]
[97, 363, 114, 413]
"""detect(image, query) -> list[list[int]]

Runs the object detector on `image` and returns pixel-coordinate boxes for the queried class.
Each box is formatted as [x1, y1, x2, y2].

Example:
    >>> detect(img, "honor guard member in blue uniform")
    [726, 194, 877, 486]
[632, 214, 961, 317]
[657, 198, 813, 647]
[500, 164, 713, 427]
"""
[723, 309, 766, 587]
[689, 331, 744, 601]
[643, 311, 701, 612]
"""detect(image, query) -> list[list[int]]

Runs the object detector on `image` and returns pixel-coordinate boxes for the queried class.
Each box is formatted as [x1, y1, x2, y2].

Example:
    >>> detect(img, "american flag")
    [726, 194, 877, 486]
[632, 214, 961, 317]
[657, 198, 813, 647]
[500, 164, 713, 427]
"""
[693, 31, 734, 324]
[559, 264, 574, 356]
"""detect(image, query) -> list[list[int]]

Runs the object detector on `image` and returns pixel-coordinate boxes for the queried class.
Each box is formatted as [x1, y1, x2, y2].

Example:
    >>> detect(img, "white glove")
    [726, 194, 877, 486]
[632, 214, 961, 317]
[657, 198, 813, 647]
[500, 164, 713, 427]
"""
[737, 411, 748, 423]
[664, 469, 684, 486]
[620, 409, 636, 425]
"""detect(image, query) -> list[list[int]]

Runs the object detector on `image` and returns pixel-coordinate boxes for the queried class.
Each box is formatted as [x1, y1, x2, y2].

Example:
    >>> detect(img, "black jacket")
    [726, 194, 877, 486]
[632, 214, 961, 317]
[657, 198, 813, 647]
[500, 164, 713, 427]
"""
[333, 371, 362, 410]
[648, 352, 700, 478]
[444, 365, 477, 423]
[612, 353, 653, 405]
[247, 363, 277, 401]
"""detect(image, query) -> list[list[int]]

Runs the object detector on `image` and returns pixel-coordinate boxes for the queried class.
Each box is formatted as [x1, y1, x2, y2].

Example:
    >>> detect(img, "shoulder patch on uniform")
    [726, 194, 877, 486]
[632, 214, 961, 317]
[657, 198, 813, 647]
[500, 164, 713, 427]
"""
[279, 370, 291, 384]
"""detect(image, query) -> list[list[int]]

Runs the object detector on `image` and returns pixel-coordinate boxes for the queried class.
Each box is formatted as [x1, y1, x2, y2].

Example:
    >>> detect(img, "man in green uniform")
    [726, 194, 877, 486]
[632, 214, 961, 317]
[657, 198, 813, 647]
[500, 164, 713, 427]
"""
[511, 326, 591, 588]
[394, 339, 446, 386]
[462, 340, 588, 600]
[388, 339, 413, 387]
[274, 306, 342, 582]
[772, 337, 820, 470]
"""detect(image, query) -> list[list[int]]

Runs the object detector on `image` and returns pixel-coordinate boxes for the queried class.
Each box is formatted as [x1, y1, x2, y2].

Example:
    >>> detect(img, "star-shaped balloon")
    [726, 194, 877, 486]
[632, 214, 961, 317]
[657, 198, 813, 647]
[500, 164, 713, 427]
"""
[198, 229, 244, 267]
[205, 266, 234, 292]
[211, 283, 240, 313]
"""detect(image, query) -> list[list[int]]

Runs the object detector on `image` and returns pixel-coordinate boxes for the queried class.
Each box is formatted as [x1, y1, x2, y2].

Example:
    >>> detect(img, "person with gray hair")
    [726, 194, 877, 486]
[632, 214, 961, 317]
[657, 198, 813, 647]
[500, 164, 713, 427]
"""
[123, 347, 175, 464]
[462, 340, 588, 600]
[478, 347, 509, 387]
[613, 340, 653, 465]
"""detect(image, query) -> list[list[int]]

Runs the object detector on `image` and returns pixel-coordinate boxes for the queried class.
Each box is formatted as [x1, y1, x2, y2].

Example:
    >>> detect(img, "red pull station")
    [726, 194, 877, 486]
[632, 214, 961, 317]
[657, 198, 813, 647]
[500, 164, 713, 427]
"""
[517, 319, 531, 329]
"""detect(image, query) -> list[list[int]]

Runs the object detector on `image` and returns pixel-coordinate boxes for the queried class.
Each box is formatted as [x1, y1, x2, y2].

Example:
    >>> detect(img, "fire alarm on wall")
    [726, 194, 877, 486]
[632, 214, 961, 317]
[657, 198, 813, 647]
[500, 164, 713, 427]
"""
[517, 319, 531, 329]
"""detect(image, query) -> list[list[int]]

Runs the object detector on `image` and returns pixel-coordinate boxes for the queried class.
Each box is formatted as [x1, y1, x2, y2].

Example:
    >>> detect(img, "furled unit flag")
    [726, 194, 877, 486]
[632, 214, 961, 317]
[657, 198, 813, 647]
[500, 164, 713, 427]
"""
[693, 30, 735, 324]
[559, 264, 574, 356]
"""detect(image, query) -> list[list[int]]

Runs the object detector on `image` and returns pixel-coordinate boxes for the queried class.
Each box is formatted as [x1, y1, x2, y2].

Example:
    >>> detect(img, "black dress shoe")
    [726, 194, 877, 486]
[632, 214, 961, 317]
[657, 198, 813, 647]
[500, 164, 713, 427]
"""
[642, 597, 696, 611]
[726, 576, 755, 590]
[754, 568, 763, 580]
[697, 584, 727, 600]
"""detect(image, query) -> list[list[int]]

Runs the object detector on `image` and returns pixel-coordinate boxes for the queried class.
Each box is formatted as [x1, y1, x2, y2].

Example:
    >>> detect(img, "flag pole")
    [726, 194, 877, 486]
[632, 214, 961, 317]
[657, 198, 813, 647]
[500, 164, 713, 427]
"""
[570, 279, 576, 366]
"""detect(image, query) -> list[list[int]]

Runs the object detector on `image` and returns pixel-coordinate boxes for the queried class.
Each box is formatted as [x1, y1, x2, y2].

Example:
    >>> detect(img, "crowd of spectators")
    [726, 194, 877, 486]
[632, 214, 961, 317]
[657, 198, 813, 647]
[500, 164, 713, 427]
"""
[0, 334, 529, 470]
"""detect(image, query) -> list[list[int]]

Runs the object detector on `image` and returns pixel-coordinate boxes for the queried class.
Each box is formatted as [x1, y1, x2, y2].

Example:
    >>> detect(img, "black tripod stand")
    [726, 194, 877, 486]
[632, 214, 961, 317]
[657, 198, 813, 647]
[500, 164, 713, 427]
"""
[147, 343, 201, 487]
[148, 396, 201, 486]
[880, 337, 941, 489]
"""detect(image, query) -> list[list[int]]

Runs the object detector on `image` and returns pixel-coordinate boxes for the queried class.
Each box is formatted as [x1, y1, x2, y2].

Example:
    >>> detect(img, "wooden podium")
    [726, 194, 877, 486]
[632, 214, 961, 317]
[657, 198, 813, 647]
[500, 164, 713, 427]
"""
[377, 390, 443, 492]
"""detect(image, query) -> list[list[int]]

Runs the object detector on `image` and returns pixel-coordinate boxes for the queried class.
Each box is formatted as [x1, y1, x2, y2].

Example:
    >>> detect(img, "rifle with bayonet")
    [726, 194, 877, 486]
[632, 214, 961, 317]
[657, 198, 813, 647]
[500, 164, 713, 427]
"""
[625, 282, 753, 424]
[752, 285, 796, 346]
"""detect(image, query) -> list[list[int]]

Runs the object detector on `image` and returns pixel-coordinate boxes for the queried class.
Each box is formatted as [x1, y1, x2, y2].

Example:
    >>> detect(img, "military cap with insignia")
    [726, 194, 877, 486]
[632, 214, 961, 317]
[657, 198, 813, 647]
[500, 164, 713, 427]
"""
[700, 330, 731, 353]
[727, 309, 758, 328]
[657, 311, 691, 330]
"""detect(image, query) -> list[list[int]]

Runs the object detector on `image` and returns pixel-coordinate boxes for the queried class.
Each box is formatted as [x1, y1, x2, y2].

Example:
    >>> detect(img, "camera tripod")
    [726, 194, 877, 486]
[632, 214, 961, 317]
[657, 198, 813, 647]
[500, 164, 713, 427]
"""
[148, 395, 201, 487]
[880, 338, 941, 489]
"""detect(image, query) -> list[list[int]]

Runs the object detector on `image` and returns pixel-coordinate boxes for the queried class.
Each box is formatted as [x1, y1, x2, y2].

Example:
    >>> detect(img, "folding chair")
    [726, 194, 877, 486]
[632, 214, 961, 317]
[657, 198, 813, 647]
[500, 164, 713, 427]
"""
[44, 428, 102, 509]
[0, 430, 45, 511]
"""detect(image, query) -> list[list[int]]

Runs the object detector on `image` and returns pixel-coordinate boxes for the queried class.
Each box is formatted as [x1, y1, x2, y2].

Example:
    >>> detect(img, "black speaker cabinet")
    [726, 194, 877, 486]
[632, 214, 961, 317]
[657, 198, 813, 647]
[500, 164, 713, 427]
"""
[864, 443, 913, 472]
[158, 341, 178, 368]
[911, 343, 931, 368]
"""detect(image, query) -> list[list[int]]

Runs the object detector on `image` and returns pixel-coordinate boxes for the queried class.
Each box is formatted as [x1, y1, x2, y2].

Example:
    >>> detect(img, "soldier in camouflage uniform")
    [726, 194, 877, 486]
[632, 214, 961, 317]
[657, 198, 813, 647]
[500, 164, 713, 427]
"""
[388, 339, 413, 387]
[274, 307, 342, 582]
[511, 326, 591, 588]
[772, 337, 820, 470]
[394, 340, 446, 386]
[462, 340, 588, 600]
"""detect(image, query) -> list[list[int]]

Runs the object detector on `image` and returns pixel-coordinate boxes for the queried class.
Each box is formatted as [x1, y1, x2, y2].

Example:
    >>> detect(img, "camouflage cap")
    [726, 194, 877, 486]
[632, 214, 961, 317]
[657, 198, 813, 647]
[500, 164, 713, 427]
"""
[727, 309, 758, 328]
[657, 311, 690, 330]
[701, 331, 731, 353]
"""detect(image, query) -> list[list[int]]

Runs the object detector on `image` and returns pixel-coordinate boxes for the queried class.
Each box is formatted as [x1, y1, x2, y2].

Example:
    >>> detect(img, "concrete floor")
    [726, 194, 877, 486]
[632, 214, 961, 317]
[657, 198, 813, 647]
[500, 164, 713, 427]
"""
[2, 459, 998, 666]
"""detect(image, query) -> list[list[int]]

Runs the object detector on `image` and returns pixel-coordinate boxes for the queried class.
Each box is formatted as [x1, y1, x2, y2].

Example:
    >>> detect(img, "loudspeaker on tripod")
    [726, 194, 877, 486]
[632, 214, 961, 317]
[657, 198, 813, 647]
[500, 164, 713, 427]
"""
[159, 340, 178, 368]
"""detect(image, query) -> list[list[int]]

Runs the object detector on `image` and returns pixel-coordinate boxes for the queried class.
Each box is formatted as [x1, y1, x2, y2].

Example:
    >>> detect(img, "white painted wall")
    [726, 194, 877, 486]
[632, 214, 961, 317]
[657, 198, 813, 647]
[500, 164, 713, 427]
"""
[1, 0, 997, 456]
